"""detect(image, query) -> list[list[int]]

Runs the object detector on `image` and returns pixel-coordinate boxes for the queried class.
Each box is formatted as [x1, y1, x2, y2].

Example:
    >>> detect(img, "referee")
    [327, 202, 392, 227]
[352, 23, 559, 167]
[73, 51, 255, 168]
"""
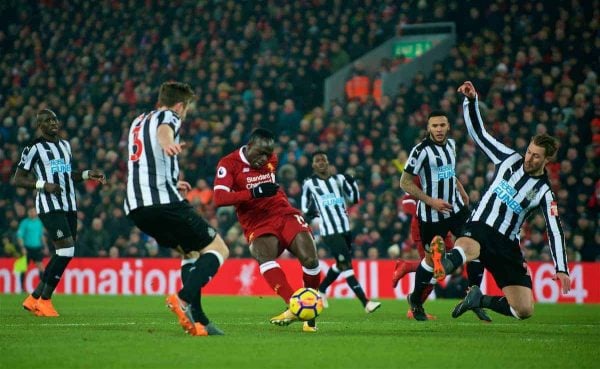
[401, 109, 490, 322]
[15, 109, 106, 317]
[301, 151, 381, 314]
[17, 208, 46, 280]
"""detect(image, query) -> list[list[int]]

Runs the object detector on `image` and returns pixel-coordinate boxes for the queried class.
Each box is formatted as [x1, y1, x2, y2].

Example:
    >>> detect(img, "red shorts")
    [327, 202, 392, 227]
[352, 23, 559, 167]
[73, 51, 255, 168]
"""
[246, 213, 312, 251]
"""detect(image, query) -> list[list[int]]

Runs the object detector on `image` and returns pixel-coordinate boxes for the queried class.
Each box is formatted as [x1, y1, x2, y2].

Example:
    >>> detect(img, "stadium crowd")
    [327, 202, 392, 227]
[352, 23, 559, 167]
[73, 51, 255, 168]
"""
[0, 0, 598, 263]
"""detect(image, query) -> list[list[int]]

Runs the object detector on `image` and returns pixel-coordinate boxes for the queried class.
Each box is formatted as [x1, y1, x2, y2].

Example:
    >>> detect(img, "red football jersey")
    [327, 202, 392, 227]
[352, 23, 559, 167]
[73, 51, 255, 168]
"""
[213, 146, 300, 232]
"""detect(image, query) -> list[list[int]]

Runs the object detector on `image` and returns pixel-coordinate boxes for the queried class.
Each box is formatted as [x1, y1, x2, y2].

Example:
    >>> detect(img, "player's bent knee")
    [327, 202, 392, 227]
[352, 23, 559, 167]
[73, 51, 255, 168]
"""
[205, 235, 230, 260]
[511, 303, 534, 320]
[301, 255, 319, 269]
[56, 246, 75, 257]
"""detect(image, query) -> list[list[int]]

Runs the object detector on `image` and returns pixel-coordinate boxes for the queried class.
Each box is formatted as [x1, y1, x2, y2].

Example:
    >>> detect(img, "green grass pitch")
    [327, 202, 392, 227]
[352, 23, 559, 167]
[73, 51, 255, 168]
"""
[1, 294, 599, 369]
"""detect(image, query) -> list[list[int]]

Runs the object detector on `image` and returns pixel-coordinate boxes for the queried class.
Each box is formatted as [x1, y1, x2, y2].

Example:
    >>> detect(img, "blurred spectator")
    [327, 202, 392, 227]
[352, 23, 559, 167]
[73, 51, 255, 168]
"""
[79, 218, 111, 257]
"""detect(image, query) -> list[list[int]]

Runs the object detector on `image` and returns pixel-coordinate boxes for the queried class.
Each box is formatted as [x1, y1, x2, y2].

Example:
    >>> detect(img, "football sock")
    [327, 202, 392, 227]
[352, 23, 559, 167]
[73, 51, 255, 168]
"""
[31, 282, 45, 299]
[466, 260, 484, 287]
[318, 265, 340, 293]
[180, 259, 196, 285]
[179, 252, 220, 302]
[410, 260, 434, 305]
[32, 256, 55, 298]
[178, 252, 221, 326]
[403, 260, 420, 274]
[302, 265, 321, 290]
[260, 261, 294, 303]
[418, 284, 435, 304]
[441, 248, 465, 275]
[345, 273, 369, 306]
[481, 295, 512, 317]
[41, 255, 72, 299]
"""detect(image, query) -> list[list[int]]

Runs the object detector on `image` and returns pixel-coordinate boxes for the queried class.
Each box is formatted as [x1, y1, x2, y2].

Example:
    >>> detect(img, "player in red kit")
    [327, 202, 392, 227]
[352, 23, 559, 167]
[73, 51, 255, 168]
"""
[213, 128, 321, 332]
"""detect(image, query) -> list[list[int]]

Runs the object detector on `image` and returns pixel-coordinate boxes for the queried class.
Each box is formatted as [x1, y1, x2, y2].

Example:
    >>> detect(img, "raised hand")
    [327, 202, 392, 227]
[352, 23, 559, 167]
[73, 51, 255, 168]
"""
[457, 81, 477, 98]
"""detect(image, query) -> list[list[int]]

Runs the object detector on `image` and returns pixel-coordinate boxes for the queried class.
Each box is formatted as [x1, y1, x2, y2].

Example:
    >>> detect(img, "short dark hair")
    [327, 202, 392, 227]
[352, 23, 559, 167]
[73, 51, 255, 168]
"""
[427, 110, 448, 121]
[531, 133, 559, 159]
[311, 150, 328, 161]
[157, 81, 195, 107]
[36, 109, 57, 125]
[248, 128, 275, 143]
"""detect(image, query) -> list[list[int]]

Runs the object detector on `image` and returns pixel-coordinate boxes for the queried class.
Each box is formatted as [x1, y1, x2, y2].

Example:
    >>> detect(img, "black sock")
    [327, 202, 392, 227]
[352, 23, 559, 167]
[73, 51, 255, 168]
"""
[178, 253, 221, 325]
[181, 263, 194, 286]
[410, 264, 433, 305]
[19, 273, 25, 292]
[466, 261, 484, 287]
[442, 249, 464, 275]
[41, 255, 72, 299]
[32, 282, 45, 299]
[318, 267, 340, 293]
[346, 274, 369, 306]
[481, 295, 512, 317]
[32, 257, 55, 298]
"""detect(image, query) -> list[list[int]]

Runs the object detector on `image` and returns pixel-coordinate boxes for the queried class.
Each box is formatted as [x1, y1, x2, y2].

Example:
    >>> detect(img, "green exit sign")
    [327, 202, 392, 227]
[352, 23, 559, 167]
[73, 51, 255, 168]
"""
[393, 40, 432, 58]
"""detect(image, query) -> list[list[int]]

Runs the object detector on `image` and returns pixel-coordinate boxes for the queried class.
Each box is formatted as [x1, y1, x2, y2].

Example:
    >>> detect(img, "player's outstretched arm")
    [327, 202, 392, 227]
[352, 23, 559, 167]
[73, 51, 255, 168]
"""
[458, 81, 514, 164]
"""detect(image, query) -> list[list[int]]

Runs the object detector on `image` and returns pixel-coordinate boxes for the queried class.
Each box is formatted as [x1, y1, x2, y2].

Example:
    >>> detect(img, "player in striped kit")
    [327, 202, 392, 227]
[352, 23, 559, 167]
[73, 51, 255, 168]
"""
[433, 81, 570, 320]
[16, 109, 106, 317]
[301, 151, 381, 314]
[125, 81, 230, 336]
[401, 110, 490, 322]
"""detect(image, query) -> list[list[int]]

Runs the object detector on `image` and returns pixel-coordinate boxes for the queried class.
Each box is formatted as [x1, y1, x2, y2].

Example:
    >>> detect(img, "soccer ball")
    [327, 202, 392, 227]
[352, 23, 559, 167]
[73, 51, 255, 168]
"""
[289, 287, 323, 321]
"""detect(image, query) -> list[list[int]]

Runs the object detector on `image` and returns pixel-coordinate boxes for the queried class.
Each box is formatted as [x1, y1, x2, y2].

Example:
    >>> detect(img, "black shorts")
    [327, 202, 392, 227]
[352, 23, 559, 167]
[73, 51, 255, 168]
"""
[39, 211, 78, 242]
[462, 222, 532, 289]
[128, 201, 217, 253]
[419, 207, 469, 251]
[321, 233, 353, 266]
[25, 247, 44, 263]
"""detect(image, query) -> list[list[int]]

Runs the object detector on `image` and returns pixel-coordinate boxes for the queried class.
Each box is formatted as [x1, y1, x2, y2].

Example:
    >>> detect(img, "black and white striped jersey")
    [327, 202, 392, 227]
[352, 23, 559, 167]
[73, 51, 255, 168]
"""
[17, 138, 77, 214]
[301, 174, 359, 236]
[464, 96, 568, 273]
[404, 137, 465, 223]
[124, 109, 183, 214]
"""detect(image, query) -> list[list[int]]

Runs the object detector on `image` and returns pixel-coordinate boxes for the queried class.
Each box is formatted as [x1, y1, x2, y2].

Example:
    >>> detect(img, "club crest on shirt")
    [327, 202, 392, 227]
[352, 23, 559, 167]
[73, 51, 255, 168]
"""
[267, 163, 274, 172]
[56, 229, 64, 238]
[525, 188, 538, 201]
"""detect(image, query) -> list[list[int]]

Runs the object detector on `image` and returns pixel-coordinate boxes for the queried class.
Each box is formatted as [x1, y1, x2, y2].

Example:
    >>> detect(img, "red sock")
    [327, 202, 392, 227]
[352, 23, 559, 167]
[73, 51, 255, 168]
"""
[420, 284, 434, 304]
[406, 260, 420, 274]
[260, 262, 294, 303]
[302, 266, 321, 290]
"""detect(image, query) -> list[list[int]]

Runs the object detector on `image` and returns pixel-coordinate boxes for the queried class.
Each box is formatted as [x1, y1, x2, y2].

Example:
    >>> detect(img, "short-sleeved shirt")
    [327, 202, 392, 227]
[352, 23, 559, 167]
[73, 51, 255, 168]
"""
[17, 138, 77, 214]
